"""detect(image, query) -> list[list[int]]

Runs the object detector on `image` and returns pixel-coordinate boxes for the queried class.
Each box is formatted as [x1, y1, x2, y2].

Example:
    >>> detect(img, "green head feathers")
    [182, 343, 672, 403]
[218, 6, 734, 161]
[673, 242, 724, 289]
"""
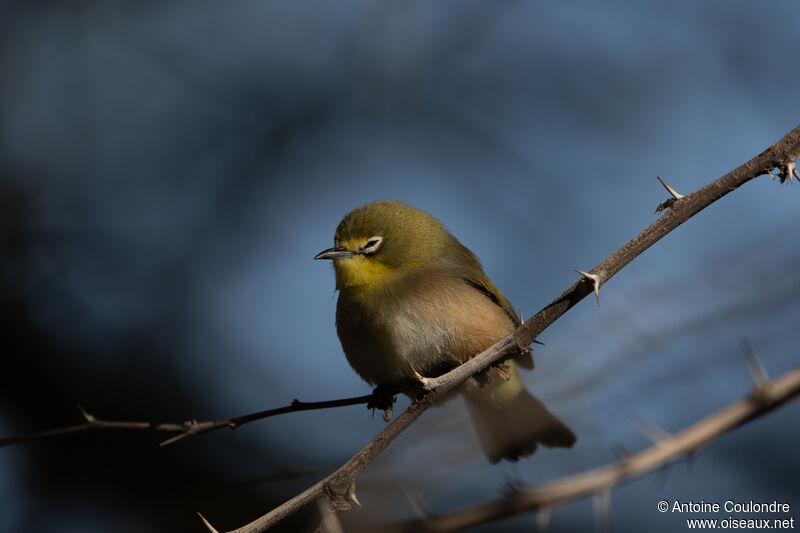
[315, 200, 473, 291]
[337, 201, 447, 265]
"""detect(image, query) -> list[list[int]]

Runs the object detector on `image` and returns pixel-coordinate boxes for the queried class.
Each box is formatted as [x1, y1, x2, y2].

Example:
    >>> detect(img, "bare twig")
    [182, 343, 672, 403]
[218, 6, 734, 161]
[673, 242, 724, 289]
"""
[0, 395, 375, 448]
[381, 365, 800, 532]
[201, 125, 800, 532]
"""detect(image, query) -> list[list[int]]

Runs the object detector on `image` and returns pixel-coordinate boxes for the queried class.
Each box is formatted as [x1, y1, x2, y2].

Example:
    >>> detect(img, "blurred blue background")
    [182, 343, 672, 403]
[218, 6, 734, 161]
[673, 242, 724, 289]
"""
[1, 1, 799, 531]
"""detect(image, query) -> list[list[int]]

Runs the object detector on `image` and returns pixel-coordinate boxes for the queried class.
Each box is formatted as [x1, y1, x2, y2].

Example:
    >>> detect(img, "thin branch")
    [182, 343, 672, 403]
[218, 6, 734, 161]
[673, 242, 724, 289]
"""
[382, 365, 800, 532]
[159, 395, 377, 446]
[0, 395, 375, 448]
[201, 125, 800, 532]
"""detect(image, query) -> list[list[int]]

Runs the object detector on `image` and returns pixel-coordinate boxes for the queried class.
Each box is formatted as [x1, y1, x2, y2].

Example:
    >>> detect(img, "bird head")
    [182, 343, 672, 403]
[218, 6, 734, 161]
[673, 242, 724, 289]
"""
[315, 200, 450, 292]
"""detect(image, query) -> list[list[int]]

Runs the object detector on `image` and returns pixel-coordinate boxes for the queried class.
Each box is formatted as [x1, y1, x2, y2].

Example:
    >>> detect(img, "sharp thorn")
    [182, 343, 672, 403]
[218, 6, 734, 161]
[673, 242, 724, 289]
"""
[349, 482, 362, 508]
[77, 404, 95, 423]
[420, 376, 437, 391]
[409, 361, 437, 390]
[575, 269, 601, 307]
[405, 488, 431, 519]
[593, 487, 612, 531]
[742, 339, 769, 389]
[777, 160, 798, 184]
[634, 416, 672, 445]
[789, 161, 799, 183]
[657, 176, 684, 199]
[197, 512, 220, 533]
[409, 362, 425, 382]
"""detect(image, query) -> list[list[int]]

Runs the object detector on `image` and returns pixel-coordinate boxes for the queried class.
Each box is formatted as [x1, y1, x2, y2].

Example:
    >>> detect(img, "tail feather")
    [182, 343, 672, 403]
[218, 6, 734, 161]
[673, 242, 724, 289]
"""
[465, 388, 576, 463]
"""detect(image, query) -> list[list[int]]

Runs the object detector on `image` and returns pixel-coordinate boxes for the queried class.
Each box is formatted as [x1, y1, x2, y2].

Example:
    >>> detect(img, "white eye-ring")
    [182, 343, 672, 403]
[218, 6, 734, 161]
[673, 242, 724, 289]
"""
[361, 236, 383, 255]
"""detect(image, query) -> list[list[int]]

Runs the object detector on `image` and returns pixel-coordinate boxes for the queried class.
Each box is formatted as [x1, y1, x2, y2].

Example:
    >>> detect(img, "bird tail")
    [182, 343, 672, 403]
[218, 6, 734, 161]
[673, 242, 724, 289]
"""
[464, 367, 575, 463]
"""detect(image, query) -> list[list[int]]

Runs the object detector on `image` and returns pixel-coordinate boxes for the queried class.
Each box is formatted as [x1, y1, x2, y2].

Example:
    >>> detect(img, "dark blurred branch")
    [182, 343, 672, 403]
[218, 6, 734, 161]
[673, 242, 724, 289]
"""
[0, 395, 375, 448]
[202, 125, 800, 533]
[381, 364, 800, 532]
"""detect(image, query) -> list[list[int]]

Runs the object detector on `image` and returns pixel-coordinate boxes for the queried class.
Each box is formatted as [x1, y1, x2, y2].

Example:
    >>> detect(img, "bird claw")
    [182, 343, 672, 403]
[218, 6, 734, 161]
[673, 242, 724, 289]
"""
[368, 384, 395, 412]
[492, 362, 511, 381]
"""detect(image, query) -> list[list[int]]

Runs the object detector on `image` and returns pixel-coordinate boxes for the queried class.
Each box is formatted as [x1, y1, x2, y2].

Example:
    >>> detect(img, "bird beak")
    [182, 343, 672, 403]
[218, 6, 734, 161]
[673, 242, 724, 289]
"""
[314, 246, 354, 260]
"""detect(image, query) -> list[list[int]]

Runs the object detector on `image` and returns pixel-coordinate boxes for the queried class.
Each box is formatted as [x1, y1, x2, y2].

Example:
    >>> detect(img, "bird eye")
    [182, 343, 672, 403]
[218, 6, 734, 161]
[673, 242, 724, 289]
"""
[361, 236, 383, 255]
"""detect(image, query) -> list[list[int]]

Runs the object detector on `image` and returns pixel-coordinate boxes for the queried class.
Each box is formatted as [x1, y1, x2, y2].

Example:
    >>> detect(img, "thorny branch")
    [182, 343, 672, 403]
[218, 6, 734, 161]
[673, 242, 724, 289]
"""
[200, 125, 800, 533]
[379, 364, 800, 532]
[0, 395, 377, 448]
[3, 125, 797, 532]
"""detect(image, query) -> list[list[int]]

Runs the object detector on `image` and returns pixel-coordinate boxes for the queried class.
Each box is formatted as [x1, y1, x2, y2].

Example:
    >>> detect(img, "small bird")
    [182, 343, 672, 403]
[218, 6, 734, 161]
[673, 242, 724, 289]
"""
[315, 200, 575, 462]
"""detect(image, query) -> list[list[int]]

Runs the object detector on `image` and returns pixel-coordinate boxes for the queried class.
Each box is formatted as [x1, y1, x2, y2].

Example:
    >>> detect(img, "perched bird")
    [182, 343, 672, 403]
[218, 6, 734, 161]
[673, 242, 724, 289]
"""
[315, 200, 575, 462]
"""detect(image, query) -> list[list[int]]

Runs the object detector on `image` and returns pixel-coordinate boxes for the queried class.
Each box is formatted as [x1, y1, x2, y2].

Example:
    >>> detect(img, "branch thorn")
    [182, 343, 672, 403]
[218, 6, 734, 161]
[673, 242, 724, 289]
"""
[633, 416, 672, 445]
[593, 487, 612, 531]
[657, 176, 684, 199]
[405, 487, 431, 519]
[197, 512, 220, 533]
[518, 305, 544, 345]
[776, 156, 799, 184]
[77, 404, 95, 423]
[575, 269, 601, 306]
[786, 159, 798, 184]
[409, 362, 437, 390]
[742, 339, 769, 391]
[348, 482, 362, 508]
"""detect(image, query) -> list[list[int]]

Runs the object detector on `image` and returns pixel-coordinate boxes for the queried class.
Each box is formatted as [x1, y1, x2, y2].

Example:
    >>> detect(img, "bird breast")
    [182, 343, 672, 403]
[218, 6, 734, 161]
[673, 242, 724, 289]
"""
[335, 270, 516, 387]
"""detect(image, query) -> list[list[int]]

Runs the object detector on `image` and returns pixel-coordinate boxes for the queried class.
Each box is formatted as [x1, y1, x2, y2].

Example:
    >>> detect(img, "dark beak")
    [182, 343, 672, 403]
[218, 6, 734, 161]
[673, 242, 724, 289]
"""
[314, 246, 354, 260]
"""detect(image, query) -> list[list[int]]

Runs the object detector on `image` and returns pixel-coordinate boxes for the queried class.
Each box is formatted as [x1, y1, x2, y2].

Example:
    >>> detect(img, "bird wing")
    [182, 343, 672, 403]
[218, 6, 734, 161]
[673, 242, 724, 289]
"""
[459, 269, 535, 370]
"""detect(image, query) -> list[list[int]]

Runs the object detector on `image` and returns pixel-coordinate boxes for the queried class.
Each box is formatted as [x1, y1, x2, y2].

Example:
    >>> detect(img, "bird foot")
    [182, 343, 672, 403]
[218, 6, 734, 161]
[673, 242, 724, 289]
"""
[492, 362, 511, 381]
[368, 384, 396, 421]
